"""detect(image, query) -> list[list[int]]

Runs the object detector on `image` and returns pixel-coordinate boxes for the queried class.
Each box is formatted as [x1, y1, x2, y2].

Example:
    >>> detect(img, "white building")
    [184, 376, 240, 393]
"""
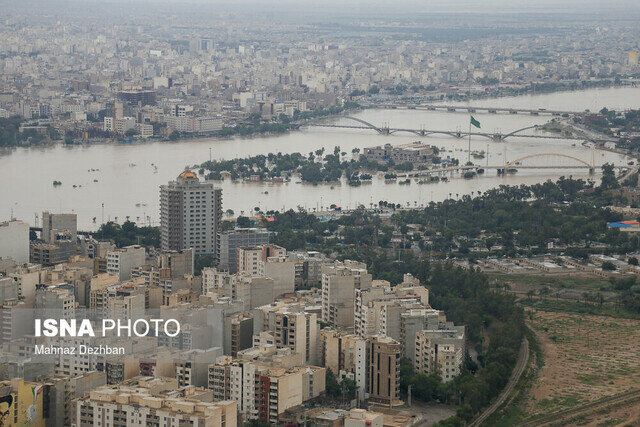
[106, 245, 146, 281]
[115, 117, 136, 134]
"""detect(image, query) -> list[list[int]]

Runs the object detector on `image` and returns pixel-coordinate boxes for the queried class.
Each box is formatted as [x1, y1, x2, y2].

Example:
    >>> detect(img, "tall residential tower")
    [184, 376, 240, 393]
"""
[160, 169, 222, 256]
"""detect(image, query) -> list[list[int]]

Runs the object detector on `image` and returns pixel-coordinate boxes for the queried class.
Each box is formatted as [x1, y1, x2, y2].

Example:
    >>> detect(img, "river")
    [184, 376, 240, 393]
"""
[1, 87, 638, 230]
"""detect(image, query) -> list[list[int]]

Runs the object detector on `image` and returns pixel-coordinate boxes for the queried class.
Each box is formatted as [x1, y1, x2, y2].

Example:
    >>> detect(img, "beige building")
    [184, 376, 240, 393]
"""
[209, 349, 325, 424]
[253, 302, 319, 365]
[42, 211, 77, 244]
[320, 329, 367, 401]
[75, 377, 237, 427]
[227, 274, 276, 309]
[368, 336, 402, 407]
[237, 244, 286, 275]
[321, 260, 372, 328]
[414, 327, 465, 382]
[363, 141, 435, 164]
[160, 170, 222, 256]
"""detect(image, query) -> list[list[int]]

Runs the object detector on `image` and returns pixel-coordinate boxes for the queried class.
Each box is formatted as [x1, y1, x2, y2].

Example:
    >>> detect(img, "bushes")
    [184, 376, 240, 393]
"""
[93, 220, 159, 248]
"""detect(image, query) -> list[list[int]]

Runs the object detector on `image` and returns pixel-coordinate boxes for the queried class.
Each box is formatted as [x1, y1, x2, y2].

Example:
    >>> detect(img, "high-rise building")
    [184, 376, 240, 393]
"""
[272, 309, 318, 365]
[368, 335, 402, 407]
[160, 169, 222, 256]
[321, 260, 372, 328]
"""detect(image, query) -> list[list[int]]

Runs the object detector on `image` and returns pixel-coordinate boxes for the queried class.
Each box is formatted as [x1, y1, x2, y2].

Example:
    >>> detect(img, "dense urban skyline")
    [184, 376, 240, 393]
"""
[2, 1, 640, 426]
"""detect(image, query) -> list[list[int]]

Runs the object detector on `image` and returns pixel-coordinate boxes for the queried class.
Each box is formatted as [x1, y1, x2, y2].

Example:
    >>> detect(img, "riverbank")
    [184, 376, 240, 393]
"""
[1, 86, 634, 230]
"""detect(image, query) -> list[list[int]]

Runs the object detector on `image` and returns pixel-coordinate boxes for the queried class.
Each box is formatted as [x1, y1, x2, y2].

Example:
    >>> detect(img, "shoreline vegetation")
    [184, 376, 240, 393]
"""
[0, 81, 632, 150]
[198, 145, 445, 185]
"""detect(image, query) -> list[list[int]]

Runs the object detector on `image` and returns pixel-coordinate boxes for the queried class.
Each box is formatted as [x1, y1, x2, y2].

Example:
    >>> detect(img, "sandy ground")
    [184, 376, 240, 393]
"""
[523, 309, 640, 423]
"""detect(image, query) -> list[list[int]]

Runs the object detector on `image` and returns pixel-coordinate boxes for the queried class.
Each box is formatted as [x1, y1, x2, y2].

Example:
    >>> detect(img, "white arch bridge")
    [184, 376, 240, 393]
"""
[404, 152, 627, 176]
[306, 116, 615, 143]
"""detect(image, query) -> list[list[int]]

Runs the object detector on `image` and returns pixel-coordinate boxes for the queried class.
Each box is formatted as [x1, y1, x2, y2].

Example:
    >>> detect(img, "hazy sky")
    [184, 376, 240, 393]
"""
[60, 0, 640, 13]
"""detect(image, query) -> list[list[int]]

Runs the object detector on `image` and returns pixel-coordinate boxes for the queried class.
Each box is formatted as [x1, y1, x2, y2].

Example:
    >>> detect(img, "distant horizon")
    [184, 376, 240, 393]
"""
[10, 0, 640, 15]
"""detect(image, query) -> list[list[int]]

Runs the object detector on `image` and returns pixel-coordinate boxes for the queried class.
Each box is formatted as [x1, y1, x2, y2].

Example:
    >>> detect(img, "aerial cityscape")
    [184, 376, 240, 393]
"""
[2, 0, 640, 426]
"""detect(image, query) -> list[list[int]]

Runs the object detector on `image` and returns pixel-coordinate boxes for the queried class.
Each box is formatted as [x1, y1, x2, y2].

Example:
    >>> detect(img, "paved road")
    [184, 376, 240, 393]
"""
[469, 337, 530, 427]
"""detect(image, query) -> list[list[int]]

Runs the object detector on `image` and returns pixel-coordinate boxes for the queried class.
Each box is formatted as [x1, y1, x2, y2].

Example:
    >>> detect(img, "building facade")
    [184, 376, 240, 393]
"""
[218, 228, 270, 273]
[368, 336, 402, 407]
[160, 169, 222, 256]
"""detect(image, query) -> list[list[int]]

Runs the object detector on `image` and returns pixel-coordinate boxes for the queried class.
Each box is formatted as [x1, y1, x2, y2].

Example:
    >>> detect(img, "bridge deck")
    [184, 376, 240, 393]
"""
[367, 104, 584, 115]
[308, 123, 610, 142]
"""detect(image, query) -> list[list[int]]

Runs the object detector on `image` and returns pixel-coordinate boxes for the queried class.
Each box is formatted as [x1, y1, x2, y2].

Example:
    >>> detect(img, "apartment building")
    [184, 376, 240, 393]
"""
[252, 301, 319, 365]
[227, 274, 276, 309]
[321, 260, 372, 328]
[209, 357, 258, 420]
[201, 267, 229, 294]
[34, 283, 76, 319]
[354, 283, 395, 338]
[218, 228, 270, 273]
[45, 371, 107, 427]
[160, 169, 222, 256]
[227, 313, 254, 357]
[106, 245, 146, 281]
[209, 351, 325, 424]
[400, 308, 443, 362]
[368, 335, 402, 407]
[272, 309, 318, 365]
[237, 244, 286, 276]
[157, 249, 194, 278]
[320, 329, 367, 402]
[75, 377, 237, 427]
[414, 327, 465, 382]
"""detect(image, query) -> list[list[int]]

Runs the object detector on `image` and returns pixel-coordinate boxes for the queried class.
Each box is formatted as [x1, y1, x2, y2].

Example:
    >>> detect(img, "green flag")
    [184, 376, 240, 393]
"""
[470, 116, 481, 129]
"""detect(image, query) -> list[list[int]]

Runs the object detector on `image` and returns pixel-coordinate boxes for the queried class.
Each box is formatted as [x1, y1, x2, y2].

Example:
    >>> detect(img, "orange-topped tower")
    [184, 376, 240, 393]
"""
[177, 168, 198, 180]
[160, 169, 222, 256]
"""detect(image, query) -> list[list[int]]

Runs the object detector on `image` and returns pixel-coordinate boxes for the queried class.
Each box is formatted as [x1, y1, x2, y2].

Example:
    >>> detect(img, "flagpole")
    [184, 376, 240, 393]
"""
[468, 117, 471, 164]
